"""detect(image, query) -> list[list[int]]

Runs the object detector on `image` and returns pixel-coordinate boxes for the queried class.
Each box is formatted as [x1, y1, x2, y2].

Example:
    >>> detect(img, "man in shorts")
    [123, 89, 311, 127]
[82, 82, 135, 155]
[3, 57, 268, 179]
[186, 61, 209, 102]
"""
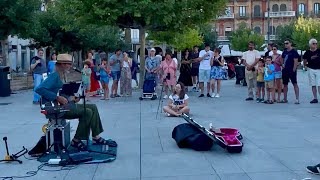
[281, 39, 300, 104]
[190, 45, 200, 92]
[109, 49, 123, 98]
[198, 43, 213, 97]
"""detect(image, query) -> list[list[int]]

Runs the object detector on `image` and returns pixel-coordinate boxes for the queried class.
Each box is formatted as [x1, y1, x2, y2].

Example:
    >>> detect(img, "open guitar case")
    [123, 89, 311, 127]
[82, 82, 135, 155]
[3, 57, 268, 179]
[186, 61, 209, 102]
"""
[172, 114, 243, 153]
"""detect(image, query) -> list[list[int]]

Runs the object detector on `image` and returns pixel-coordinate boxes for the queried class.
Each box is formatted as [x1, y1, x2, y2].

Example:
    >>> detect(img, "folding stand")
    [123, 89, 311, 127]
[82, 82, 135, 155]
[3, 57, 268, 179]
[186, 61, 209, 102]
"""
[0, 137, 28, 164]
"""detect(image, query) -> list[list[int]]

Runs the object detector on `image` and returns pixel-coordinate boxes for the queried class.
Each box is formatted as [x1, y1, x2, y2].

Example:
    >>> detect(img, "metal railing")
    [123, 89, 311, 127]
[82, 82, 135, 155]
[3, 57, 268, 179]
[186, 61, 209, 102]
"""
[264, 11, 296, 18]
[264, 35, 276, 40]
[217, 36, 230, 41]
[218, 13, 235, 19]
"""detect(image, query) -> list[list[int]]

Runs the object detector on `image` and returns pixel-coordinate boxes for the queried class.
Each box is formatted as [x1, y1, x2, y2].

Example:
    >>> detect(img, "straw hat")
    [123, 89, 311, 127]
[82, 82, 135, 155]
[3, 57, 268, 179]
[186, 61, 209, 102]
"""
[56, 54, 73, 64]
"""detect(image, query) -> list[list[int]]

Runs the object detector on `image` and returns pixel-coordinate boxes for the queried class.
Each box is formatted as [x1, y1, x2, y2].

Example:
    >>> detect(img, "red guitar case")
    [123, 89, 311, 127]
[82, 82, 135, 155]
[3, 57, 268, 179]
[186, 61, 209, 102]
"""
[181, 114, 243, 153]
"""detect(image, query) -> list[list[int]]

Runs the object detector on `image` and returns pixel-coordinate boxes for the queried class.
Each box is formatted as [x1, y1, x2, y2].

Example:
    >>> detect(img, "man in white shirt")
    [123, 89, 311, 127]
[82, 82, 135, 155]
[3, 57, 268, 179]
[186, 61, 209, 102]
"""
[198, 43, 214, 97]
[242, 41, 261, 101]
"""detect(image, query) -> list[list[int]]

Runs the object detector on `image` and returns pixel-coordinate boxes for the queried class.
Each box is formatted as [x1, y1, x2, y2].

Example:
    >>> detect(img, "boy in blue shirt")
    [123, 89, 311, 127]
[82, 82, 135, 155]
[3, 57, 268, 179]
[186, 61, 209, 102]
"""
[264, 56, 275, 104]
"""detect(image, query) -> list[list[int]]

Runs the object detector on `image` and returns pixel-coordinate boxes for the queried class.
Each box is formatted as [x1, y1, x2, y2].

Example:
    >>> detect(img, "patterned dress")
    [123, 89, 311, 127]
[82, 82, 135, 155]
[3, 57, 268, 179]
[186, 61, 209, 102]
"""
[160, 59, 177, 86]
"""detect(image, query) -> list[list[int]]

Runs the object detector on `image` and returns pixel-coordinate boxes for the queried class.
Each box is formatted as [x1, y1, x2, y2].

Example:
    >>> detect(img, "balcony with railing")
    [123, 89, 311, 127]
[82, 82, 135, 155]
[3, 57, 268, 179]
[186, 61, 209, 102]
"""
[264, 11, 296, 18]
[218, 13, 235, 19]
[217, 36, 230, 42]
[264, 35, 276, 41]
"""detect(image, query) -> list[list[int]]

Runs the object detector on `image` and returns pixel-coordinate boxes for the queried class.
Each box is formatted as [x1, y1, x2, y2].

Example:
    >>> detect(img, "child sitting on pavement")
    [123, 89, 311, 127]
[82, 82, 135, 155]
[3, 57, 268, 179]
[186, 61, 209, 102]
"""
[264, 56, 276, 104]
[163, 82, 190, 117]
[256, 59, 265, 103]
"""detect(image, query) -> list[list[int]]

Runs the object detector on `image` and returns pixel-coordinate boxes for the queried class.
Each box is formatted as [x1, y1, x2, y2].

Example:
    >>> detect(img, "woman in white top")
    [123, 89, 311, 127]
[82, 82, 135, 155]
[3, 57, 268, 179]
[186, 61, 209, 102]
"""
[163, 82, 190, 117]
[120, 52, 132, 96]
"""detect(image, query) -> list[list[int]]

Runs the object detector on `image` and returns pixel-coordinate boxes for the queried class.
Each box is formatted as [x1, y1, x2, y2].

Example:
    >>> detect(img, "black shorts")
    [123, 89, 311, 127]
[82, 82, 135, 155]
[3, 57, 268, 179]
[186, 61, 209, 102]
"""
[257, 81, 265, 88]
[282, 70, 297, 85]
[190, 68, 199, 76]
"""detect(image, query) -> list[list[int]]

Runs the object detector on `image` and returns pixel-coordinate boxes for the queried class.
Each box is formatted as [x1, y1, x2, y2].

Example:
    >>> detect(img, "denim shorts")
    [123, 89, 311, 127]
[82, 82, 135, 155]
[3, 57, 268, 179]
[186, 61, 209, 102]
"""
[111, 71, 120, 81]
[274, 71, 282, 79]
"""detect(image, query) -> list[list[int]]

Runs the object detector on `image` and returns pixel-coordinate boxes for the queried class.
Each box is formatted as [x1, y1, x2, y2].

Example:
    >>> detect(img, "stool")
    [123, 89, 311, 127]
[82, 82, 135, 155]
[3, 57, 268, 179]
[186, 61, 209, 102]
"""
[45, 118, 71, 154]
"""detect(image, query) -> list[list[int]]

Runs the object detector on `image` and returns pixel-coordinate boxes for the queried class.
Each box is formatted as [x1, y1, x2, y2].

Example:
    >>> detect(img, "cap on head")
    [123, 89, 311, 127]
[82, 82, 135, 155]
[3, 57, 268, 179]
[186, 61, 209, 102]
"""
[150, 48, 156, 52]
[56, 54, 73, 64]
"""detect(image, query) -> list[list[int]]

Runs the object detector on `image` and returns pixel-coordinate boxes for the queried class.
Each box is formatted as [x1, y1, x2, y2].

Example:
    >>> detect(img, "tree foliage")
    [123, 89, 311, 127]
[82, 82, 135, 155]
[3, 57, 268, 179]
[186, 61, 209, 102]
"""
[229, 22, 264, 52]
[198, 23, 218, 49]
[274, 22, 295, 50]
[292, 16, 320, 51]
[26, 4, 128, 52]
[0, 0, 41, 40]
[147, 28, 203, 51]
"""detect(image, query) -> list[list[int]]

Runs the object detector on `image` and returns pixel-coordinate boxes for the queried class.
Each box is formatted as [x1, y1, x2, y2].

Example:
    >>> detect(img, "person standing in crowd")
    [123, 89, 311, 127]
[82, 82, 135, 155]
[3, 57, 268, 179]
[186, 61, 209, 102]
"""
[131, 57, 139, 88]
[99, 58, 111, 100]
[242, 41, 261, 101]
[271, 44, 282, 103]
[264, 56, 276, 104]
[190, 45, 200, 92]
[210, 48, 224, 98]
[120, 52, 132, 97]
[86, 51, 100, 96]
[178, 49, 193, 91]
[198, 43, 213, 97]
[163, 82, 190, 117]
[47, 53, 57, 74]
[256, 59, 265, 103]
[110, 49, 123, 98]
[145, 48, 161, 83]
[30, 48, 46, 104]
[303, 38, 320, 104]
[265, 43, 273, 57]
[280, 39, 300, 104]
[82, 60, 92, 100]
[160, 53, 177, 99]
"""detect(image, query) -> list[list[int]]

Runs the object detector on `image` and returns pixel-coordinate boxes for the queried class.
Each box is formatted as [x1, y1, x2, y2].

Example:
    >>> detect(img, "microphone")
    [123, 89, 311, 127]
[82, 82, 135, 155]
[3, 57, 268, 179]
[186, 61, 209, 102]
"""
[73, 67, 82, 73]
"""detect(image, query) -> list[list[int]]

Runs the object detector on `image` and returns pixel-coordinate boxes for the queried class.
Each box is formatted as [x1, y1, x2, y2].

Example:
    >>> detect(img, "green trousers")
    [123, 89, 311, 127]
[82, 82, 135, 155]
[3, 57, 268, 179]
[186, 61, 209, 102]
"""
[63, 104, 104, 140]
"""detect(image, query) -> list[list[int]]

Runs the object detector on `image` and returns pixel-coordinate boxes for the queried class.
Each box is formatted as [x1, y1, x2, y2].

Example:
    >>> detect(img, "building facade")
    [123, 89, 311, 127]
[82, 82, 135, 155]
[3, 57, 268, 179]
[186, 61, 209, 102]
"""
[216, 0, 320, 44]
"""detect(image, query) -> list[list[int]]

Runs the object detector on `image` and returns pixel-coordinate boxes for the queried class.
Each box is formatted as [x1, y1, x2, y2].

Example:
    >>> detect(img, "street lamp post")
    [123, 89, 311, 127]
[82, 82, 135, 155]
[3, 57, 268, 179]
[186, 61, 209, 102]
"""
[267, 0, 270, 43]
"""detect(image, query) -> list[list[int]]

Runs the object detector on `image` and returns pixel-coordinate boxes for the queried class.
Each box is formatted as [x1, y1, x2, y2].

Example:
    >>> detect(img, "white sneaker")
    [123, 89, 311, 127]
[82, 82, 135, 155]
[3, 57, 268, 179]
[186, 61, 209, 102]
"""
[211, 93, 216, 98]
[215, 94, 220, 98]
[163, 95, 168, 99]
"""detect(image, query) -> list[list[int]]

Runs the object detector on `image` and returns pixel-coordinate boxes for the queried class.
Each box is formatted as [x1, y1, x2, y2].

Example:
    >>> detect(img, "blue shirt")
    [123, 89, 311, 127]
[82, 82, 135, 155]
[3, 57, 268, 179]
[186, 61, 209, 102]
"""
[282, 49, 299, 72]
[110, 54, 123, 72]
[264, 64, 275, 81]
[35, 72, 63, 103]
[47, 61, 56, 74]
[81, 68, 91, 85]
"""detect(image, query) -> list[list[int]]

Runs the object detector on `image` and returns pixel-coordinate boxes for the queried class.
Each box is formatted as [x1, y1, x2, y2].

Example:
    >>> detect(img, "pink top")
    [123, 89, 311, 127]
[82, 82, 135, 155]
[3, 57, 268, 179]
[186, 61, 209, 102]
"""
[160, 59, 177, 86]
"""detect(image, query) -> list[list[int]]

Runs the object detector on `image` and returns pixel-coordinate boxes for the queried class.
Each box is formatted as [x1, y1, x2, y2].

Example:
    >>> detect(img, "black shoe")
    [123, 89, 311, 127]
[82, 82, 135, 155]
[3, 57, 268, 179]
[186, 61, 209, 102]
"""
[310, 99, 318, 104]
[245, 97, 254, 101]
[207, 93, 211, 97]
[306, 164, 320, 174]
[199, 94, 204, 97]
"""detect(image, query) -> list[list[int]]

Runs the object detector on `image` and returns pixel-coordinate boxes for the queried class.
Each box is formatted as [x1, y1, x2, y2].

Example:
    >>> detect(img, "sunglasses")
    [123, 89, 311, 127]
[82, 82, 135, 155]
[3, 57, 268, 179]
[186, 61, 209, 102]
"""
[272, 48, 277, 50]
[313, 43, 318, 45]
[284, 42, 289, 44]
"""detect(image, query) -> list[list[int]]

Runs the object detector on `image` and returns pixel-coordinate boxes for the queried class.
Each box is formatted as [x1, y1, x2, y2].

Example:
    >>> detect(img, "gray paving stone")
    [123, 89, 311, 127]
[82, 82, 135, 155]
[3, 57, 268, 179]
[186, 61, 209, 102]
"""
[247, 171, 301, 180]
[218, 173, 252, 180]
[142, 174, 220, 180]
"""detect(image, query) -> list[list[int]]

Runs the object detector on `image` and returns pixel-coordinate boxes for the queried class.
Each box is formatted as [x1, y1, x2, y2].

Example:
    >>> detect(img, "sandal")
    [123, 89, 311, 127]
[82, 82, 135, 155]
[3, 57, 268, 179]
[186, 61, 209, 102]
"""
[268, 100, 274, 104]
[92, 137, 118, 147]
[71, 139, 87, 151]
[295, 100, 300, 104]
[279, 99, 288, 103]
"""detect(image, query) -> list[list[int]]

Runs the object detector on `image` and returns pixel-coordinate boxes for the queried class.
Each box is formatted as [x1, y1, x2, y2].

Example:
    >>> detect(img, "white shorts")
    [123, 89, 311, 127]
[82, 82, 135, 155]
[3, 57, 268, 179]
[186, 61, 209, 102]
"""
[199, 69, 211, 83]
[308, 68, 320, 86]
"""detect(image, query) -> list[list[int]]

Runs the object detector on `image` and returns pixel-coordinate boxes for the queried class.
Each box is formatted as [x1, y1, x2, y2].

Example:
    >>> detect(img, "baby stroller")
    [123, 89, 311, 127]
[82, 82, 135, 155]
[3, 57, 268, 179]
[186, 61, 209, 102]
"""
[139, 77, 157, 100]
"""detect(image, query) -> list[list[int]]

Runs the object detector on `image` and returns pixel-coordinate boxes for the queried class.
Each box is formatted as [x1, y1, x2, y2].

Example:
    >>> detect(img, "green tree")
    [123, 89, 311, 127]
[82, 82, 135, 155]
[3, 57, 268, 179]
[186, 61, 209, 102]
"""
[198, 23, 218, 49]
[59, 0, 226, 86]
[274, 22, 295, 50]
[292, 16, 320, 51]
[147, 28, 203, 51]
[0, 0, 41, 65]
[229, 22, 264, 52]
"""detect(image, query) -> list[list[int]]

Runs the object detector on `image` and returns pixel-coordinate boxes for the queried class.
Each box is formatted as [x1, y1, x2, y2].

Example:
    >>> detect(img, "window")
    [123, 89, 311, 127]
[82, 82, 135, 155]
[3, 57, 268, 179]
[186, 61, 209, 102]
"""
[280, 4, 287, 11]
[272, 4, 279, 12]
[269, 26, 276, 35]
[298, 3, 306, 15]
[315, 3, 320, 14]
[225, 7, 232, 15]
[239, 6, 246, 17]
[254, 5, 261, 17]
[254, 27, 261, 34]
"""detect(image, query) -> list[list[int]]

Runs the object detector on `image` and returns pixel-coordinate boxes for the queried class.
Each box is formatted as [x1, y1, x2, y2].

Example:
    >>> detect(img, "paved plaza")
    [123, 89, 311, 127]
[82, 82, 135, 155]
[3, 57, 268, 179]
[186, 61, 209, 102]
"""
[0, 70, 320, 180]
